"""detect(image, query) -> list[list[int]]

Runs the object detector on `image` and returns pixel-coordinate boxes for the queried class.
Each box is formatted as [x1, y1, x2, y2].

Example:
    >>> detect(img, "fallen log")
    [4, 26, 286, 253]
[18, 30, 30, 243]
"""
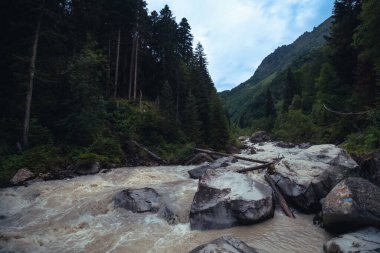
[131, 140, 163, 162]
[237, 163, 272, 173]
[194, 148, 268, 164]
[264, 173, 295, 218]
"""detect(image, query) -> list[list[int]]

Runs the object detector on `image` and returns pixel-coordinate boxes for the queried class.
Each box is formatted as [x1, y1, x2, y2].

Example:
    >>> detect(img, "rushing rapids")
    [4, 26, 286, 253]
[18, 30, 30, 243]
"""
[0, 163, 331, 253]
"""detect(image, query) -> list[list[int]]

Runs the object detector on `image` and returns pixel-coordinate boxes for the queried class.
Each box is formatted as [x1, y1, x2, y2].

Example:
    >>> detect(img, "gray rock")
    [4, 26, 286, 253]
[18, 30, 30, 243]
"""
[250, 131, 270, 143]
[10, 168, 35, 185]
[114, 188, 161, 213]
[188, 236, 260, 253]
[324, 227, 380, 253]
[190, 170, 274, 230]
[322, 177, 380, 232]
[76, 161, 101, 175]
[275, 141, 296, 149]
[227, 146, 241, 154]
[271, 144, 358, 212]
[188, 156, 238, 179]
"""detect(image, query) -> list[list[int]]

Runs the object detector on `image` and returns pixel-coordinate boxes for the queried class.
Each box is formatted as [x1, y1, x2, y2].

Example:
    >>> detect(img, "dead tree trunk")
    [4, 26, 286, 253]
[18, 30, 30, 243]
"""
[22, 0, 45, 148]
[133, 36, 139, 100]
[106, 39, 111, 97]
[264, 173, 295, 218]
[131, 140, 163, 162]
[113, 28, 121, 98]
[237, 163, 272, 173]
[193, 148, 268, 164]
[128, 36, 136, 99]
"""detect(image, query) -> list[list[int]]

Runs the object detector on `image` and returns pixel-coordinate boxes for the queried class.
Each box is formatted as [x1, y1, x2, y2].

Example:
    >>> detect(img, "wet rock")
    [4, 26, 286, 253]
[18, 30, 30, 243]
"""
[76, 161, 101, 175]
[10, 168, 35, 185]
[190, 170, 274, 230]
[227, 146, 241, 154]
[238, 136, 250, 141]
[297, 142, 312, 149]
[275, 141, 296, 149]
[322, 177, 380, 232]
[185, 153, 214, 165]
[324, 227, 380, 253]
[114, 188, 161, 213]
[271, 144, 358, 212]
[249, 147, 257, 154]
[188, 156, 238, 179]
[188, 236, 261, 253]
[250, 131, 270, 143]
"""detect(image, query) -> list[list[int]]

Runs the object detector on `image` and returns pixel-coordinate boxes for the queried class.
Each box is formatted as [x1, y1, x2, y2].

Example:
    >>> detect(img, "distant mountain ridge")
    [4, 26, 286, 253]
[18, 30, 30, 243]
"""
[221, 17, 332, 121]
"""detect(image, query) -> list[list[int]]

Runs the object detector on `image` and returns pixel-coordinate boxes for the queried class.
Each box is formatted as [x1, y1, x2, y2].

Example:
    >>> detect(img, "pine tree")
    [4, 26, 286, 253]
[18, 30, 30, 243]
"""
[184, 90, 201, 143]
[283, 68, 295, 112]
[177, 18, 193, 65]
[265, 88, 276, 117]
[160, 80, 175, 117]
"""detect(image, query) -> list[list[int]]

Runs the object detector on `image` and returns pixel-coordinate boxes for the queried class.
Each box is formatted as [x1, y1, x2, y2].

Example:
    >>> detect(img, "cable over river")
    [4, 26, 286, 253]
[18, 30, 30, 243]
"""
[0, 165, 331, 253]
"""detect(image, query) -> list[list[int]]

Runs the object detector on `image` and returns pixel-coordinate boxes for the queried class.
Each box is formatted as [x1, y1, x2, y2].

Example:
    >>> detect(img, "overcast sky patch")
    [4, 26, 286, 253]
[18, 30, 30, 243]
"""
[145, 0, 333, 91]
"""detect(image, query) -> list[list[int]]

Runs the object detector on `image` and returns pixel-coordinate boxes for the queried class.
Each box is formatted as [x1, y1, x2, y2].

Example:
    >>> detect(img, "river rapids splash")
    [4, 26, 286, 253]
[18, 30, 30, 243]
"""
[0, 165, 331, 253]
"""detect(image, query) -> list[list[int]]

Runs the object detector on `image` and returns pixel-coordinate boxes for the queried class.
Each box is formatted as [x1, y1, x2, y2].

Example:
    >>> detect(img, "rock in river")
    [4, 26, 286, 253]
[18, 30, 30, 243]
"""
[188, 236, 261, 253]
[10, 168, 35, 185]
[188, 156, 238, 179]
[270, 144, 358, 212]
[114, 188, 161, 213]
[190, 170, 274, 230]
[324, 227, 380, 253]
[322, 177, 380, 232]
[250, 131, 270, 143]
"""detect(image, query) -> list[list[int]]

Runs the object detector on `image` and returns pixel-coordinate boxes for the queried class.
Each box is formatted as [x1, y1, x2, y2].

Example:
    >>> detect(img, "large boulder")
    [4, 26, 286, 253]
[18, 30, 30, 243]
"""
[322, 177, 380, 232]
[10, 168, 35, 185]
[188, 156, 238, 179]
[270, 144, 358, 212]
[324, 227, 380, 253]
[250, 131, 270, 143]
[114, 188, 161, 213]
[190, 170, 274, 230]
[76, 161, 101, 175]
[188, 236, 261, 253]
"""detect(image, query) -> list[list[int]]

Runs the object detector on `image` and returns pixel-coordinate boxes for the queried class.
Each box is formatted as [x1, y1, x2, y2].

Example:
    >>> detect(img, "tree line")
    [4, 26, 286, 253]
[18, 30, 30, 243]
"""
[0, 0, 230, 183]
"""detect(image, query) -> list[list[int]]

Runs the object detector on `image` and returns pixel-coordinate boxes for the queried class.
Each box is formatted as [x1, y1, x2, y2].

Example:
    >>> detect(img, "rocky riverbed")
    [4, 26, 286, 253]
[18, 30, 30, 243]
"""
[1, 134, 379, 252]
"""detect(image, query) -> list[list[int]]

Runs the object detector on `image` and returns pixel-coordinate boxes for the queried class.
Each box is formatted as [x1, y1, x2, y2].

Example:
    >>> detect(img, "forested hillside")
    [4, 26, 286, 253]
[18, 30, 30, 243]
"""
[222, 0, 380, 154]
[0, 0, 230, 185]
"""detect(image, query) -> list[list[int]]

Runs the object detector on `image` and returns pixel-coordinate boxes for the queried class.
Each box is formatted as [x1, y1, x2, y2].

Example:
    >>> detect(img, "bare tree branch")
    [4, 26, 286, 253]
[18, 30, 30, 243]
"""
[323, 104, 369, 116]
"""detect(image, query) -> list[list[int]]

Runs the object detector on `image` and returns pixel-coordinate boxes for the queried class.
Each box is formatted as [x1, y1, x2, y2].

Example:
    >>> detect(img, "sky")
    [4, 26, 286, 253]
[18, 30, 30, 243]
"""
[145, 0, 334, 91]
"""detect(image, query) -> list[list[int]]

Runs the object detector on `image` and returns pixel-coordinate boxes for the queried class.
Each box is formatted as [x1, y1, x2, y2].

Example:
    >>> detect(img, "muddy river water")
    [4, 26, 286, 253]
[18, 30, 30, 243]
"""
[0, 165, 332, 253]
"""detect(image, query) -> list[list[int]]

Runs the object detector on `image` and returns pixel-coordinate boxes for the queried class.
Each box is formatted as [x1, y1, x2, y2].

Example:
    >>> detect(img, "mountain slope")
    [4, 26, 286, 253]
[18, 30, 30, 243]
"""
[221, 17, 332, 122]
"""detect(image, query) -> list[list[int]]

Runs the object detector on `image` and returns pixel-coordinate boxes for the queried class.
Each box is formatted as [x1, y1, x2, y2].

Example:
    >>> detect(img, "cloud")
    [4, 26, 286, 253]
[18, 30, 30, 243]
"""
[145, 0, 333, 91]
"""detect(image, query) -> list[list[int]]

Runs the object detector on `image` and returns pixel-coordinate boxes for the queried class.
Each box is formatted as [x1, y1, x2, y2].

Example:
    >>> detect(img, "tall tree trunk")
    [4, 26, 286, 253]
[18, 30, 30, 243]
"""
[113, 28, 121, 98]
[22, 0, 45, 148]
[133, 36, 139, 100]
[106, 39, 111, 97]
[128, 36, 136, 99]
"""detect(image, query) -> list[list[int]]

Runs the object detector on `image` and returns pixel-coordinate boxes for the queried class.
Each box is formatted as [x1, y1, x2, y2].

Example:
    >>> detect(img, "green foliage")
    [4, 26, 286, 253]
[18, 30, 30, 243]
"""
[342, 127, 380, 155]
[89, 138, 124, 165]
[74, 153, 107, 169]
[273, 110, 316, 143]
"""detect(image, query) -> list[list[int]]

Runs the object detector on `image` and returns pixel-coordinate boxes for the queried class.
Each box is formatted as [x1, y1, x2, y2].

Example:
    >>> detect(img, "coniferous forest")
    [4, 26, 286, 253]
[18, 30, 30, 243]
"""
[222, 0, 380, 155]
[1, 0, 380, 186]
[0, 0, 230, 185]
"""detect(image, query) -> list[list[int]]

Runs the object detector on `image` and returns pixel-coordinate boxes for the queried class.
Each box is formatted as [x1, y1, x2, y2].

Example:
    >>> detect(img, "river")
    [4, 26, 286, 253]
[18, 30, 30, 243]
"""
[0, 165, 331, 253]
